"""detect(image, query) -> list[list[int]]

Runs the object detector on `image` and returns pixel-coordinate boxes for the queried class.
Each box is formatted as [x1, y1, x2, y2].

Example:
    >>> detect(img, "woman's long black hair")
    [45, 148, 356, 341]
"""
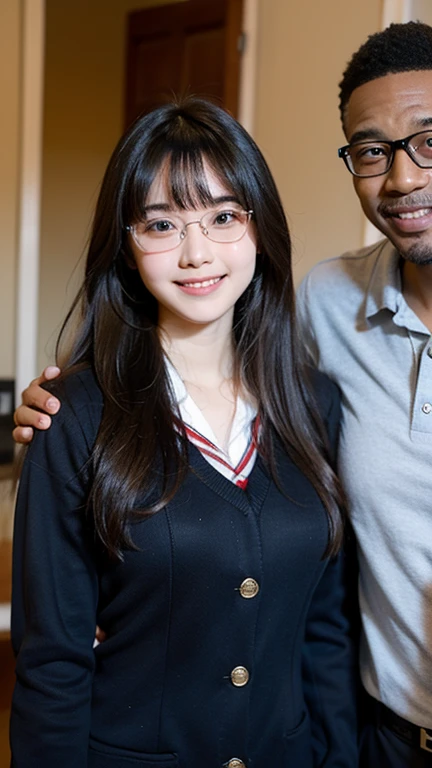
[57, 97, 345, 560]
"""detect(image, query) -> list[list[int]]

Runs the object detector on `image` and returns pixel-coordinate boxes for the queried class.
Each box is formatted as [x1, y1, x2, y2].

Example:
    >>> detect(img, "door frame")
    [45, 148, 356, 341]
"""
[16, 0, 259, 395]
[15, 0, 45, 404]
[238, 0, 258, 133]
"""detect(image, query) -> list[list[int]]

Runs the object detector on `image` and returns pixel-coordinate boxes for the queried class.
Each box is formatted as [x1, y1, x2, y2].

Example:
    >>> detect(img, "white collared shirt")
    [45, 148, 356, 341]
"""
[165, 359, 258, 488]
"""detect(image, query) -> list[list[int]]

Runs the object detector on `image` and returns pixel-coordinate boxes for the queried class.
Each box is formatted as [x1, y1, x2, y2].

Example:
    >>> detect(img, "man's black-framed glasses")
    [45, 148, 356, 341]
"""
[338, 129, 432, 178]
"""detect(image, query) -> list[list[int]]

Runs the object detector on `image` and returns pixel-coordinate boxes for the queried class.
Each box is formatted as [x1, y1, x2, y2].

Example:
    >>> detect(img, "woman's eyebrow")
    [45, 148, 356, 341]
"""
[143, 203, 172, 213]
[142, 196, 240, 214]
[212, 195, 240, 205]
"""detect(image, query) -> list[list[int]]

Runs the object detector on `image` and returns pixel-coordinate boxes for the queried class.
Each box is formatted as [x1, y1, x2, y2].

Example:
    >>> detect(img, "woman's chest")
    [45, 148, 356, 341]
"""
[98, 456, 329, 628]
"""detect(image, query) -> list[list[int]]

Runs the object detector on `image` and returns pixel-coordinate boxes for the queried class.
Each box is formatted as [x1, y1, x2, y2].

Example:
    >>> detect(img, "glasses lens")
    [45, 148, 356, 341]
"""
[130, 208, 251, 252]
[407, 131, 432, 167]
[132, 216, 181, 253]
[203, 208, 250, 243]
[346, 142, 392, 176]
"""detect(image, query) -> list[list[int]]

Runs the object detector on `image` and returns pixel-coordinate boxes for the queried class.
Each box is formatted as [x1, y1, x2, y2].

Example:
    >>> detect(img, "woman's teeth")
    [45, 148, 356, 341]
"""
[181, 277, 221, 288]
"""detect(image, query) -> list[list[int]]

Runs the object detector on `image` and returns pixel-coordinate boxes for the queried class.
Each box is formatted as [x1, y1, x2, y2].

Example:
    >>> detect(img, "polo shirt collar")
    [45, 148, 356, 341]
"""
[364, 239, 402, 320]
[364, 239, 429, 334]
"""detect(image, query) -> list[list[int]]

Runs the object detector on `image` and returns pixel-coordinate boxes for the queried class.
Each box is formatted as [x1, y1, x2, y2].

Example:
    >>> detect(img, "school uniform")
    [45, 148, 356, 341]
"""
[10, 367, 358, 767]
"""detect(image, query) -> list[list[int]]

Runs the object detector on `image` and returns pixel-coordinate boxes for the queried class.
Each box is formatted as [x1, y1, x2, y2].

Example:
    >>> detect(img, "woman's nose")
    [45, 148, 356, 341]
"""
[177, 222, 214, 268]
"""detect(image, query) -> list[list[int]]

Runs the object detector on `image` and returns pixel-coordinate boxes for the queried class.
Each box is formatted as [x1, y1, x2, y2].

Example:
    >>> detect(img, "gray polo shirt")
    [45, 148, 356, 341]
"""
[297, 239, 432, 727]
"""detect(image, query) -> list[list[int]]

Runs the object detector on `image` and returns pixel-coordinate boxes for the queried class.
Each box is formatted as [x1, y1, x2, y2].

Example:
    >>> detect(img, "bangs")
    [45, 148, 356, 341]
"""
[126, 131, 251, 224]
[167, 151, 233, 210]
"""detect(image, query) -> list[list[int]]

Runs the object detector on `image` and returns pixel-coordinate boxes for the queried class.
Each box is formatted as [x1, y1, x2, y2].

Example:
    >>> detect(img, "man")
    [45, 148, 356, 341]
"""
[297, 21, 432, 767]
[12, 20, 432, 767]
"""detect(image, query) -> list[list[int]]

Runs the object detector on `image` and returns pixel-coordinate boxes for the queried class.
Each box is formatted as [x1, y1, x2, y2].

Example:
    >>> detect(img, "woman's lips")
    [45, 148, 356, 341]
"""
[175, 275, 226, 295]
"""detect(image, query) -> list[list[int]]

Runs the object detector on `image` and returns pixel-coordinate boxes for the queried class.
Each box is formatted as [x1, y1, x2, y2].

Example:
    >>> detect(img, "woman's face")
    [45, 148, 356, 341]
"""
[128, 162, 257, 336]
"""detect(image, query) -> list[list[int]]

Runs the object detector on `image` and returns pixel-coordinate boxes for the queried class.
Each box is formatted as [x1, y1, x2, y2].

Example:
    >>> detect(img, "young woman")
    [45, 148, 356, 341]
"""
[10, 98, 358, 767]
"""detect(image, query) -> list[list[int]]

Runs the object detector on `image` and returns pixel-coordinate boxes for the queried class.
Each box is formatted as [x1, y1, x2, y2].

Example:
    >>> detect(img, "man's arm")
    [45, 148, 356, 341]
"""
[13, 366, 62, 443]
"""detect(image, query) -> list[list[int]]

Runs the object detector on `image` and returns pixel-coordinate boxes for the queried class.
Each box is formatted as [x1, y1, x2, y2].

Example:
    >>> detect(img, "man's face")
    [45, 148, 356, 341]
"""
[344, 70, 432, 265]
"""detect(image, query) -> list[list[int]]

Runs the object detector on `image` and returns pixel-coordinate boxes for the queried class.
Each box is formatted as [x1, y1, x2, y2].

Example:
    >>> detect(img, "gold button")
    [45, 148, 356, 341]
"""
[230, 666, 249, 687]
[226, 760, 245, 768]
[239, 577, 259, 599]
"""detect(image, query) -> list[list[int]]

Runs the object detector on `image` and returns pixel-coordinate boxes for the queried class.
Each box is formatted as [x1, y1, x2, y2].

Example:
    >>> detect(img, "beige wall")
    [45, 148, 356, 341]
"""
[254, 0, 381, 284]
[0, 1, 21, 378]
[412, 0, 432, 23]
[38, 0, 187, 370]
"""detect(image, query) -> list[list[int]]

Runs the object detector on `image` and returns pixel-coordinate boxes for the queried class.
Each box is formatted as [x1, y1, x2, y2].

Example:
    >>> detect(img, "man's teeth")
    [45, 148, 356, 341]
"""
[397, 208, 431, 219]
[182, 277, 221, 288]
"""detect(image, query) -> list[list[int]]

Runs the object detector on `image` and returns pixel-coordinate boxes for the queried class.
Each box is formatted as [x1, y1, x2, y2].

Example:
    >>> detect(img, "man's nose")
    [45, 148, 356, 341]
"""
[382, 148, 430, 195]
[178, 222, 214, 268]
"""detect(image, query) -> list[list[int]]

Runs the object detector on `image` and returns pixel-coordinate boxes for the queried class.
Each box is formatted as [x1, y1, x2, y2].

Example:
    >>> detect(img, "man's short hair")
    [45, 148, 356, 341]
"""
[339, 21, 432, 123]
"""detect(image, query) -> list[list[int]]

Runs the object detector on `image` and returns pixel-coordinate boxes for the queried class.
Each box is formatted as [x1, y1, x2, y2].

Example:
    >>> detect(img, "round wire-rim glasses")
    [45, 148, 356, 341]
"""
[338, 129, 432, 178]
[125, 207, 254, 254]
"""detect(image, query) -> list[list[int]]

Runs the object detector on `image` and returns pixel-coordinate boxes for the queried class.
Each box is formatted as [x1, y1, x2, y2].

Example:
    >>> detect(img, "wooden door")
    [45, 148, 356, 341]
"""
[125, 0, 244, 127]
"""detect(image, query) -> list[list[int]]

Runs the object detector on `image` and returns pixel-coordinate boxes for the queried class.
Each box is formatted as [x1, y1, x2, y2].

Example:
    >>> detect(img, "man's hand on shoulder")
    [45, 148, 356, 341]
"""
[13, 366, 62, 444]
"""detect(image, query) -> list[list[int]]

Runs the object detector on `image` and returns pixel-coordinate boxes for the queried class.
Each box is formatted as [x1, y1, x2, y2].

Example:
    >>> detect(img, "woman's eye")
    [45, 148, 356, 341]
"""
[146, 219, 176, 234]
[213, 210, 237, 226]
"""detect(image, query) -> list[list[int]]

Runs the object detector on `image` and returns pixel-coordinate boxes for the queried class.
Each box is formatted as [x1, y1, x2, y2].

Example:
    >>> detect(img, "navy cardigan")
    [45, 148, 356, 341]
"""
[10, 368, 358, 767]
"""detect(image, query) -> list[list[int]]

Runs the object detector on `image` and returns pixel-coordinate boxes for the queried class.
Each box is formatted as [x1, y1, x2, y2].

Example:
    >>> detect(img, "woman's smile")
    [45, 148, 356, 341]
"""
[174, 274, 226, 294]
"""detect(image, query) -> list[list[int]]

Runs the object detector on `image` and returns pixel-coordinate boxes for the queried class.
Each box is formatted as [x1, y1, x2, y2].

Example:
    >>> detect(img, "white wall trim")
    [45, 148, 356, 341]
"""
[15, 0, 45, 403]
[238, 0, 259, 135]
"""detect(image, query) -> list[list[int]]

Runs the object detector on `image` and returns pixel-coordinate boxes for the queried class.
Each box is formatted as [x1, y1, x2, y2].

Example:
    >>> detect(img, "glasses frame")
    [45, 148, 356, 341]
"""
[338, 129, 432, 178]
[125, 208, 254, 255]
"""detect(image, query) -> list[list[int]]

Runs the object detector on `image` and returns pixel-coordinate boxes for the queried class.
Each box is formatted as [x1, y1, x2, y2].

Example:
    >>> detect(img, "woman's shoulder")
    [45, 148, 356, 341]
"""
[46, 365, 102, 400]
[19, 367, 103, 488]
[304, 367, 341, 462]
[306, 366, 340, 419]
[41, 366, 104, 446]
